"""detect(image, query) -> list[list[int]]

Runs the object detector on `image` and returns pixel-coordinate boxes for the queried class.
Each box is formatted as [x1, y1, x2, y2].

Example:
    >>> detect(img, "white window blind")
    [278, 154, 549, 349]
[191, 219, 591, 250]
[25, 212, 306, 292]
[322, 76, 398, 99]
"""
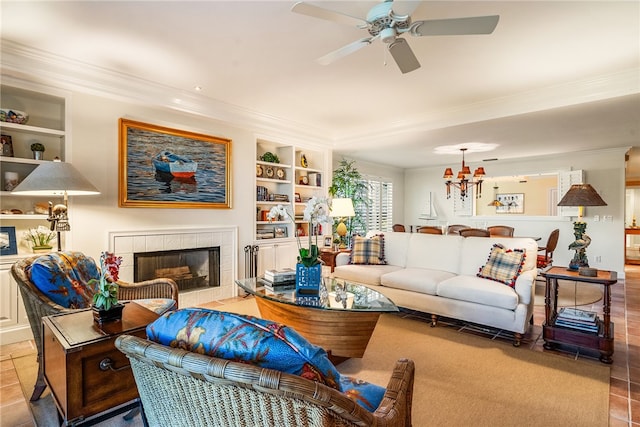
[353, 176, 393, 234]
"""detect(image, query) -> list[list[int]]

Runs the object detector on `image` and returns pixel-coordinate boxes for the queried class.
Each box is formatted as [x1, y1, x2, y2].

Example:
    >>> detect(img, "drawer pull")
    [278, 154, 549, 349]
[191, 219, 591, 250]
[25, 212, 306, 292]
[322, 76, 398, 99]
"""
[99, 357, 131, 372]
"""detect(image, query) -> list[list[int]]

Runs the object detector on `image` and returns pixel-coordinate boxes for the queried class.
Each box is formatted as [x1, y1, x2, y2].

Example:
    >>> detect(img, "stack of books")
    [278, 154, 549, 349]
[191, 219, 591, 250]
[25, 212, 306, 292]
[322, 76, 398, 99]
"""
[555, 307, 599, 333]
[262, 268, 296, 291]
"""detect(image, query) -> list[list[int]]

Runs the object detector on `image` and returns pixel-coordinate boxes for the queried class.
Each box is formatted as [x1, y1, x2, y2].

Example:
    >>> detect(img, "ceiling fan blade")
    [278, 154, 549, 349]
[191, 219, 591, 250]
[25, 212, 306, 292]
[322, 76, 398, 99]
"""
[410, 15, 500, 37]
[316, 37, 373, 65]
[388, 38, 421, 74]
[291, 1, 366, 28]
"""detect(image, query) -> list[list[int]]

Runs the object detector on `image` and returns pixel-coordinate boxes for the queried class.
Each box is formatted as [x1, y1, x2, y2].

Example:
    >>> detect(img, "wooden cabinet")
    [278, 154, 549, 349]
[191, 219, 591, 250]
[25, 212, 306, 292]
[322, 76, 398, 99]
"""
[257, 241, 298, 275]
[0, 81, 70, 254]
[42, 302, 159, 424]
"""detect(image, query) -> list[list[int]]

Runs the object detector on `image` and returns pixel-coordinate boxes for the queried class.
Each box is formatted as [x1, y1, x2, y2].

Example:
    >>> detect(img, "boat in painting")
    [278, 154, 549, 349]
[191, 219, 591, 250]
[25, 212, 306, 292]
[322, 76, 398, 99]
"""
[153, 150, 197, 178]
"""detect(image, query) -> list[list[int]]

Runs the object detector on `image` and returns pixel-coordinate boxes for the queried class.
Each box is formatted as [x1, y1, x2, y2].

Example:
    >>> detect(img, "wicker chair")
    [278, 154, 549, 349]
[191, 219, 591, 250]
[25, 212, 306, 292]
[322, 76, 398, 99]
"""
[11, 254, 179, 401]
[116, 334, 415, 427]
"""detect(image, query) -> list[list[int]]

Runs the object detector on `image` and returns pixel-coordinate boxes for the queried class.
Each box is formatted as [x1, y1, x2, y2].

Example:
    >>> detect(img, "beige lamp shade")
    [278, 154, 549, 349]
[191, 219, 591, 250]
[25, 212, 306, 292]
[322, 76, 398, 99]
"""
[11, 160, 100, 196]
[330, 198, 355, 218]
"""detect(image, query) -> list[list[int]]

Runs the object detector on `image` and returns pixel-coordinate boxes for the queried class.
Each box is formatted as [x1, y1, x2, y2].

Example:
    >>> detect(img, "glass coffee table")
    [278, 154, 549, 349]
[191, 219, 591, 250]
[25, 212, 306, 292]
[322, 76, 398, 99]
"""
[235, 277, 398, 362]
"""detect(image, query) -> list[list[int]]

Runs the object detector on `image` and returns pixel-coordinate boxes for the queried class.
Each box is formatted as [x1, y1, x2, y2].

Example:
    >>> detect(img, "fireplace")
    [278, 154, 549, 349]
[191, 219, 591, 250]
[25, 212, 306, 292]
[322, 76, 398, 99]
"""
[109, 227, 238, 307]
[134, 247, 220, 292]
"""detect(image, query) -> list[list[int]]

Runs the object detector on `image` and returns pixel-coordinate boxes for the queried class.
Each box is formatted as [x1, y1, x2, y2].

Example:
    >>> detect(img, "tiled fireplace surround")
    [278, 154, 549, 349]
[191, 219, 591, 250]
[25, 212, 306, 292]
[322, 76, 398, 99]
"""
[109, 227, 238, 308]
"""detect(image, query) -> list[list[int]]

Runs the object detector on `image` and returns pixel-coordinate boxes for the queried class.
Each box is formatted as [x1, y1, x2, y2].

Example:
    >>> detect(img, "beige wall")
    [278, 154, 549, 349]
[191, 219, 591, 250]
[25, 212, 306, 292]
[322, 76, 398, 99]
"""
[476, 175, 557, 216]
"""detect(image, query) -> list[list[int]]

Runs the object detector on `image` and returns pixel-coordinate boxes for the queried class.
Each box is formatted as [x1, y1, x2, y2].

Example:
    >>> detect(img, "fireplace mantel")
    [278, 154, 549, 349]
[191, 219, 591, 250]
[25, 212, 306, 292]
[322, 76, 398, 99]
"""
[109, 227, 238, 308]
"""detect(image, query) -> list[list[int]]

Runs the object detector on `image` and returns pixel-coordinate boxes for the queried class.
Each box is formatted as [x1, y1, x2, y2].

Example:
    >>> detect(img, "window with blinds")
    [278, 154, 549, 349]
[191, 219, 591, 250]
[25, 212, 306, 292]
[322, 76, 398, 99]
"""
[353, 176, 393, 234]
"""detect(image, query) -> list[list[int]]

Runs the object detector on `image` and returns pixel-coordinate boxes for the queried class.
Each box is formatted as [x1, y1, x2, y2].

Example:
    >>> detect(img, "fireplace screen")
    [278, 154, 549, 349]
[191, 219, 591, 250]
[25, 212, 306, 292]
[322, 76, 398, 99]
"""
[134, 247, 220, 292]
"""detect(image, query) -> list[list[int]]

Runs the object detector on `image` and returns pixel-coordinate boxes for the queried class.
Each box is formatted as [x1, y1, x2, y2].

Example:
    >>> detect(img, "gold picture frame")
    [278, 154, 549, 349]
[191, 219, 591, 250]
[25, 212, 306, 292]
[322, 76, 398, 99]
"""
[119, 119, 232, 208]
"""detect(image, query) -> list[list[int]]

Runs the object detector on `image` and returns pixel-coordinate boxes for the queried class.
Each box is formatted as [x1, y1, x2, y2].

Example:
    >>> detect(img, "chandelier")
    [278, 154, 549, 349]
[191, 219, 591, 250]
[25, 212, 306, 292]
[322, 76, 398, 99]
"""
[443, 148, 486, 200]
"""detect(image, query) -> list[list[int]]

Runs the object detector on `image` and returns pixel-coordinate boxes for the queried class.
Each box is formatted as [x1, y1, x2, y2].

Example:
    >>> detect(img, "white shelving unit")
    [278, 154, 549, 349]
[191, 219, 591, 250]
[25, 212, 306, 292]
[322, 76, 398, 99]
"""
[0, 81, 70, 344]
[254, 139, 330, 276]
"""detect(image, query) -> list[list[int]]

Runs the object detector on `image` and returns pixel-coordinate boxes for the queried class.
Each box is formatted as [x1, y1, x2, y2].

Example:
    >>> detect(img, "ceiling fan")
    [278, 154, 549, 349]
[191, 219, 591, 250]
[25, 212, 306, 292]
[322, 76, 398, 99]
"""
[291, 0, 499, 74]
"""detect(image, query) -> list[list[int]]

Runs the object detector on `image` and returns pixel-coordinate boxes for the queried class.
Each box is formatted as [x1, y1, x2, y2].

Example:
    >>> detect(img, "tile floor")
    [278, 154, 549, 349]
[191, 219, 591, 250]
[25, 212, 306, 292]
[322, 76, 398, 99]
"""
[1, 269, 638, 426]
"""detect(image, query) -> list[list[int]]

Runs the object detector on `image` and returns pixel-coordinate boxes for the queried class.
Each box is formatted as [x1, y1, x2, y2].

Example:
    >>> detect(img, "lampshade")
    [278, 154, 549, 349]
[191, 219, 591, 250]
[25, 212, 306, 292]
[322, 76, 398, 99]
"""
[330, 198, 355, 218]
[557, 184, 607, 207]
[12, 160, 100, 196]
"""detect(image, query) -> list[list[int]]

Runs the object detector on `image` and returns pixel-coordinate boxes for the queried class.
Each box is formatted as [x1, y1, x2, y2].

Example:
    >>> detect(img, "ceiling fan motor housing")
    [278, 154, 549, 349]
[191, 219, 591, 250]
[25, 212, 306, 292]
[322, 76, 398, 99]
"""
[366, 1, 411, 42]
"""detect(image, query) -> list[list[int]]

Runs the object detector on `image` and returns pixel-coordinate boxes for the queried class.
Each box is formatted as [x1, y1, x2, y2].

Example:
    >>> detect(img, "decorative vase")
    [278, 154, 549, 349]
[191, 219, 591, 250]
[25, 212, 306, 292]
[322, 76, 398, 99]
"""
[32, 245, 53, 254]
[92, 302, 124, 325]
[295, 263, 322, 295]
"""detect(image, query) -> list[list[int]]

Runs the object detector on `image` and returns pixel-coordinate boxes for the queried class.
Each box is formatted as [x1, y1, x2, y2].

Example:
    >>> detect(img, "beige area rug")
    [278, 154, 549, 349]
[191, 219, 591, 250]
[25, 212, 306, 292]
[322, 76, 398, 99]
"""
[534, 280, 603, 306]
[16, 298, 610, 427]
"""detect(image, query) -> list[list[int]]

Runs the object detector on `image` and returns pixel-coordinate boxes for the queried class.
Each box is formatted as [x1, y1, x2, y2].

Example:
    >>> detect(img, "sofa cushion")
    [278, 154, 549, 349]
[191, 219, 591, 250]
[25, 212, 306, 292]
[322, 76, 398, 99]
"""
[334, 264, 403, 286]
[477, 244, 526, 288]
[350, 235, 386, 265]
[458, 237, 538, 276]
[405, 234, 464, 274]
[437, 275, 520, 310]
[381, 268, 456, 295]
[28, 251, 100, 309]
[146, 308, 384, 412]
[379, 232, 412, 267]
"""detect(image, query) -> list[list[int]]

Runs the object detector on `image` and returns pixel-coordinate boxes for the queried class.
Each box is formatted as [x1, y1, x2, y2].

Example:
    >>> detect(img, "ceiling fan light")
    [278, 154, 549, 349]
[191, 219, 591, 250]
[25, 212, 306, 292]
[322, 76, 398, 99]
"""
[380, 27, 397, 44]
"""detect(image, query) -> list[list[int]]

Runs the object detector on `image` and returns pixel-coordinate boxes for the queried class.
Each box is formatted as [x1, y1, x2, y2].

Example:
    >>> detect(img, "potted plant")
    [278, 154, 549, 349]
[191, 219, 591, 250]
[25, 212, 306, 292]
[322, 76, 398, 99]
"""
[328, 158, 370, 245]
[30, 142, 45, 160]
[22, 226, 56, 253]
[90, 251, 124, 324]
[268, 197, 330, 293]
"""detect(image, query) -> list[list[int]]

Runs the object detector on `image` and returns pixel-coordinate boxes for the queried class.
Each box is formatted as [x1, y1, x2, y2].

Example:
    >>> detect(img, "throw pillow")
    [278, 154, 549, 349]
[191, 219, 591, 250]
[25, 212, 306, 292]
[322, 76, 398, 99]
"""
[146, 308, 385, 412]
[28, 251, 100, 309]
[477, 244, 526, 288]
[350, 234, 386, 265]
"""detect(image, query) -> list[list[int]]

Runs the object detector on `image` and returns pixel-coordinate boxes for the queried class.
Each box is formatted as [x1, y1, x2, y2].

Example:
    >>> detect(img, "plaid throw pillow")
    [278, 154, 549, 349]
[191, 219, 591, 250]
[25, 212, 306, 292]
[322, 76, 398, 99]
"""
[350, 235, 386, 265]
[477, 244, 526, 288]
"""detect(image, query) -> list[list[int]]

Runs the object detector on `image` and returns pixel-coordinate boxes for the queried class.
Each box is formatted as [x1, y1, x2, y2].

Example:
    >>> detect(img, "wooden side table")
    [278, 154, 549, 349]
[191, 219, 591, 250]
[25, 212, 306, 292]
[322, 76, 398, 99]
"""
[43, 301, 160, 425]
[541, 266, 617, 363]
[319, 248, 350, 272]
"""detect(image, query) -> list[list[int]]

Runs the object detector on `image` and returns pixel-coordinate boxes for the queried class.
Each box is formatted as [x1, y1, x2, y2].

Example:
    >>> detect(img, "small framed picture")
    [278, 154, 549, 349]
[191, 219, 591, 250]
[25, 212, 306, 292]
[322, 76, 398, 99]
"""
[1, 135, 14, 157]
[324, 236, 332, 247]
[295, 192, 301, 203]
[274, 227, 287, 238]
[0, 226, 18, 256]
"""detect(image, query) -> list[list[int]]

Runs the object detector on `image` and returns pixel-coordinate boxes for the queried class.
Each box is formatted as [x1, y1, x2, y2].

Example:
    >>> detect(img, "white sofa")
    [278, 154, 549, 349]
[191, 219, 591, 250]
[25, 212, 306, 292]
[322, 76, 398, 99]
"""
[333, 232, 539, 346]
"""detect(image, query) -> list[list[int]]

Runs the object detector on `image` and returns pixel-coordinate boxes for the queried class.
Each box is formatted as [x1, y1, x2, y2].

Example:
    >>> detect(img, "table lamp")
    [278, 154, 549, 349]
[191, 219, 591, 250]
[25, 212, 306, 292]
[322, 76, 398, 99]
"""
[330, 198, 355, 249]
[557, 183, 607, 275]
[12, 158, 100, 251]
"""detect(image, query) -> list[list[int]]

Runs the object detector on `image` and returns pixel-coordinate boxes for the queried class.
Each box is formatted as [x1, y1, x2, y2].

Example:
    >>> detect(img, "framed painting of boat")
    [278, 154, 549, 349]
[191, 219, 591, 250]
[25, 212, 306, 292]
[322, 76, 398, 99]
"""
[118, 119, 232, 208]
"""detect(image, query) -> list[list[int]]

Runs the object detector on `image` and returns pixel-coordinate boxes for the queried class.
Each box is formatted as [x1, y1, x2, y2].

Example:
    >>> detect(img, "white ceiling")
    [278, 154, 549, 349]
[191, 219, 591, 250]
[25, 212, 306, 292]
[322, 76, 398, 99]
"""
[1, 1, 639, 169]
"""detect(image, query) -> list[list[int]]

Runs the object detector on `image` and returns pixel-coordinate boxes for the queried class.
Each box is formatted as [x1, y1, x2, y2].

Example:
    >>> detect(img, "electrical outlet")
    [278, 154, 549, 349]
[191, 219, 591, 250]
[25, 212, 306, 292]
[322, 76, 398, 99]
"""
[604, 215, 613, 222]
[595, 255, 602, 263]
[593, 215, 600, 222]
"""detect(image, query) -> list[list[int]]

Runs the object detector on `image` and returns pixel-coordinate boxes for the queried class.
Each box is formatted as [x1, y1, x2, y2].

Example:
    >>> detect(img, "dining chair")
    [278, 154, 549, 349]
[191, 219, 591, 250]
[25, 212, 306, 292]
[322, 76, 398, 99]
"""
[392, 224, 406, 232]
[537, 228, 560, 268]
[416, 226, 443, 235]
[487, 225, 515, 237]
[459, 228, 491, 237]
[446, 224, 470, 235]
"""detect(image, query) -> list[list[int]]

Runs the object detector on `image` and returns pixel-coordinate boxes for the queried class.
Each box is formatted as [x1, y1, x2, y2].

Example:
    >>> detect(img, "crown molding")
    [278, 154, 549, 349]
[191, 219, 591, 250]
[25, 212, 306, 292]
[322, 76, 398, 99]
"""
[0, 42, 329, 145]
[2, 41, 637, 151]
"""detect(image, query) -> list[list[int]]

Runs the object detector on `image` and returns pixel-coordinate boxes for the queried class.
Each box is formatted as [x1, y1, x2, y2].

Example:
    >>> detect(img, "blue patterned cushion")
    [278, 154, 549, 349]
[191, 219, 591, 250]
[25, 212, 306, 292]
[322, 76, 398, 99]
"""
[146, 308, 384, 412]
[28, 251, 100, 309]
[477, 244, 526, 288]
